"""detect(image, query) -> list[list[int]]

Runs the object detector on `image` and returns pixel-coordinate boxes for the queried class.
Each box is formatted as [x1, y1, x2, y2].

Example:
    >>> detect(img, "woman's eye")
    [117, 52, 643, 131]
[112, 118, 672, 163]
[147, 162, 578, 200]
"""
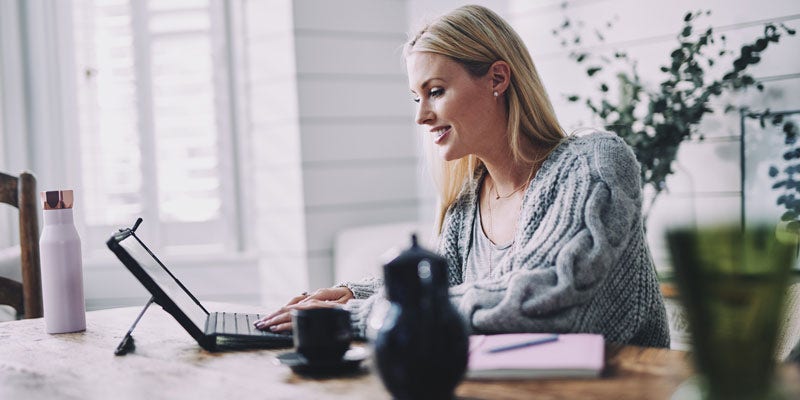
[430, 88, 444, 98]
[412, 96, 420, 103]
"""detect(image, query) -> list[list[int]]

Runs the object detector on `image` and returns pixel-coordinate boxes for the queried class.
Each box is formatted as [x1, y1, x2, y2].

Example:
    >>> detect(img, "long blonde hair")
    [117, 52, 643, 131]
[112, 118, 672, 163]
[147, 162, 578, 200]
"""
[406, 5, 566, 233]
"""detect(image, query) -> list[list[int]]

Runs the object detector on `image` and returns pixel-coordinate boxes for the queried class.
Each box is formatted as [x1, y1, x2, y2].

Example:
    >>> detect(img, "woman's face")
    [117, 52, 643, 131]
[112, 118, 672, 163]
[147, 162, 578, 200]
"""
[406, 52, 502, 161]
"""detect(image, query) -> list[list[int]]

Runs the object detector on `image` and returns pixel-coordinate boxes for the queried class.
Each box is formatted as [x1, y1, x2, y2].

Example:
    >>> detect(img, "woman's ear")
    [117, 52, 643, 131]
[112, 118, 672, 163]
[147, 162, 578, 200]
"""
[489, 61, 511, 95]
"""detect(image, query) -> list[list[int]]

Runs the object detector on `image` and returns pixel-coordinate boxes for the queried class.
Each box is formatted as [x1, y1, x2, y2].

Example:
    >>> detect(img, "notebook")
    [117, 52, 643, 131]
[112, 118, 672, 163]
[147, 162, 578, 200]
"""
[106, 223, 293, 351]
[467, 333, 605, 380]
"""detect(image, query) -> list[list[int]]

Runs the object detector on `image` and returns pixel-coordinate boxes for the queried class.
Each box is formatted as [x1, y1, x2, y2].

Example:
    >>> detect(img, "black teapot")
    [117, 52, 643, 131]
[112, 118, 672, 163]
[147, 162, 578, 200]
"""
[374, 234, 468, 400]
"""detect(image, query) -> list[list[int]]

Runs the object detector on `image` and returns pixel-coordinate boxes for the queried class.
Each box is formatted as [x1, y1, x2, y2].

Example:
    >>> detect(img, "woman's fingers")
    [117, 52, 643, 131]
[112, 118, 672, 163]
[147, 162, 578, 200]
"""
[254, 310, 291, 330]
[286, 293, 310, 306]
[255, 287, 354, 330]
[269, 321, 293, 332]
[258, 293, 310, 322]
[254, 299, 340, 331]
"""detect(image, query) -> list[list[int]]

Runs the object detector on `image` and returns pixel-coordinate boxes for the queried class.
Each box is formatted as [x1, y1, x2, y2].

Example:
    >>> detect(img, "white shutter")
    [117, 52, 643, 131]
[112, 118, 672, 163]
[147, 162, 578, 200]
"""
[73, 0, 236, 256]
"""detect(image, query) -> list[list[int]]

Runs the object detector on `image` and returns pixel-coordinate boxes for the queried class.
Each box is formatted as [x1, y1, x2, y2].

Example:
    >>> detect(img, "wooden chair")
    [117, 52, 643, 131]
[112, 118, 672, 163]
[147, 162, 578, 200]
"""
[0, 171, 42, 318]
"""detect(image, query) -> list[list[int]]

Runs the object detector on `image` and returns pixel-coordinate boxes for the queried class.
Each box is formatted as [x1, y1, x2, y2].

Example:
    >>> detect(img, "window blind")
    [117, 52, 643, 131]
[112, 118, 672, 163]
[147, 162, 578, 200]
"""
[72, 0, 235, 255]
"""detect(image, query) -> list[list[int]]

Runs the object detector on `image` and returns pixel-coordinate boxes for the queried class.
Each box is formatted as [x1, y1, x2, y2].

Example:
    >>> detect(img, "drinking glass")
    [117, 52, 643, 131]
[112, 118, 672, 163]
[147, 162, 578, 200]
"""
[667, 224, 796, 400]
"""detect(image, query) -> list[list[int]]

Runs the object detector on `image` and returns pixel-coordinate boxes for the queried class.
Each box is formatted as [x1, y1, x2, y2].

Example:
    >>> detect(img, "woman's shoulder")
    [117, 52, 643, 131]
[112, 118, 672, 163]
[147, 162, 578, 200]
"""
[551, 128, 640, 189]
[560, 129, 632, 157]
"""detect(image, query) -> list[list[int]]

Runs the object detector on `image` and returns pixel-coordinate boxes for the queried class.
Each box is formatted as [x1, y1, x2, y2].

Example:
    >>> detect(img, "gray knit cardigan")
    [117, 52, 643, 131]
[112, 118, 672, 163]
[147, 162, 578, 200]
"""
[342, 131, 670, 348]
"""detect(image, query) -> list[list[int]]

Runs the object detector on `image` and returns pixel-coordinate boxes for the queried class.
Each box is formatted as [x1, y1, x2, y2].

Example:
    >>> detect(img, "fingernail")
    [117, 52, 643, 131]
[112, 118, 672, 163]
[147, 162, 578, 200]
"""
[269, 326, 278, 331]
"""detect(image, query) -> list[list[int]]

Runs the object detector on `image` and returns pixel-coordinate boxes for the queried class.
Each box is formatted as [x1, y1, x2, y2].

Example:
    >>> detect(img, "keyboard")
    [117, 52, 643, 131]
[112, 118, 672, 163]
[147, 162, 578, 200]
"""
[207, 312, 293, 338]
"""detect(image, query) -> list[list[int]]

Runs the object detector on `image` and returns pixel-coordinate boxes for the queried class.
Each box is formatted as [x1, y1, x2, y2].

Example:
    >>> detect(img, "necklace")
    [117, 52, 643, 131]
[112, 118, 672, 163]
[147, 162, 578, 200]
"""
[491, 168, 536, 200]
[485, 179, 521, 275]
[491, 180, 528, 200]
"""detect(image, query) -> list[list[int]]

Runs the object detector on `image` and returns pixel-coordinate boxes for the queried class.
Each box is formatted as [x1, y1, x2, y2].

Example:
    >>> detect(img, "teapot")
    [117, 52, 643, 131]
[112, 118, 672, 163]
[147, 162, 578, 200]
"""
[374, 234, 468, 400]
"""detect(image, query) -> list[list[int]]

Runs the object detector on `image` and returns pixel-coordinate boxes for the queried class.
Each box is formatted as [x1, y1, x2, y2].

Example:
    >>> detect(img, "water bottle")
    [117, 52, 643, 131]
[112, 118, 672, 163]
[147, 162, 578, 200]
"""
[40, 190, 86, 333]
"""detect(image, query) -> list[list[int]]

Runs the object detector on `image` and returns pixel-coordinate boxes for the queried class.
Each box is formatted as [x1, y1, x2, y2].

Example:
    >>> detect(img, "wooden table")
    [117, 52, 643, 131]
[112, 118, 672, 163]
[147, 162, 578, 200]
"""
[0, 303, 793, 400]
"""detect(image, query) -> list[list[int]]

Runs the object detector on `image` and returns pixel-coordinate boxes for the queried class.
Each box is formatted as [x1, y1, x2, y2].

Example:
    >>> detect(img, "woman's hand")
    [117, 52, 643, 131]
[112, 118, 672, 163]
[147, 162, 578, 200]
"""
[254, 287, 355, 332]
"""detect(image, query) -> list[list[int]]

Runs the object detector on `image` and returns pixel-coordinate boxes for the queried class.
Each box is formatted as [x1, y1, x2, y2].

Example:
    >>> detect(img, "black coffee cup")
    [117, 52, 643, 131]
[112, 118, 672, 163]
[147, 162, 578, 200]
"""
[291, 308, 352, 364]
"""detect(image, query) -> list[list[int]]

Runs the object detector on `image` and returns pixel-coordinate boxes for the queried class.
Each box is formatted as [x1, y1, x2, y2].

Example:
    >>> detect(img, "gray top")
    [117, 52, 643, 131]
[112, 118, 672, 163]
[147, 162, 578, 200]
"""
[464, 200, 514, 282]
[341, 131, 670, 348]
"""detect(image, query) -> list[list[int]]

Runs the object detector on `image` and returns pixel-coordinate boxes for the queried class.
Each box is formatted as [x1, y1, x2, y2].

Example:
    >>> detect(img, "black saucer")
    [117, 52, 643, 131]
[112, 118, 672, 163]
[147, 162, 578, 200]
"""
[275, 347, 369, 376]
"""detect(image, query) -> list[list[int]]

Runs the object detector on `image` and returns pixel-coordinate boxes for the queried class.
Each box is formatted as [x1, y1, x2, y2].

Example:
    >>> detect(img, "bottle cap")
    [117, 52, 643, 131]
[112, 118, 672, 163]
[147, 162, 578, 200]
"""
[41, 190, 74, 210]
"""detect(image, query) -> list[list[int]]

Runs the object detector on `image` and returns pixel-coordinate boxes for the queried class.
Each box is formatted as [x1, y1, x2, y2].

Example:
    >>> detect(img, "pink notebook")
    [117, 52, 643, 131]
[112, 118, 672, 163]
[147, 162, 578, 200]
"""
[467, 333, 605, 380]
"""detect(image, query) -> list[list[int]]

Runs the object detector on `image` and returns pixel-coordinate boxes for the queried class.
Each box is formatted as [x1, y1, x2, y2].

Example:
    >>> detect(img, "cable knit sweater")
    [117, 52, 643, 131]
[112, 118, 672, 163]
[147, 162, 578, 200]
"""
[341, 131, 670, 348]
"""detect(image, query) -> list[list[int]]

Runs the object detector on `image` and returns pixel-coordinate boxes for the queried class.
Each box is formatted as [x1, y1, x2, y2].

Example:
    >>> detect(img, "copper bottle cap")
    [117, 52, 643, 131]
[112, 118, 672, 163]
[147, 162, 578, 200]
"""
[41, 190, 74, 210]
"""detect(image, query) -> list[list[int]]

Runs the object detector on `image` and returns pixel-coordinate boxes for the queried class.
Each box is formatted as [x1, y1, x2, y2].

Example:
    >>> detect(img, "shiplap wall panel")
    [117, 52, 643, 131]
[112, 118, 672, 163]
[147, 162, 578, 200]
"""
[513, 0, 800, 56]
[297, 79, 411, 118]
[293, 0, 408, 33]
[305, 203, 420, 253]
[306, 254, 335, 293]
[666, 139, 740, 194]
[293, 0, 418, 288]
[303, 162, 418, 207]
[301, 122, 418, 162]
[742, 116, 798, 224]
[646, 195, 742, 261]
[294, 35, 406, 75]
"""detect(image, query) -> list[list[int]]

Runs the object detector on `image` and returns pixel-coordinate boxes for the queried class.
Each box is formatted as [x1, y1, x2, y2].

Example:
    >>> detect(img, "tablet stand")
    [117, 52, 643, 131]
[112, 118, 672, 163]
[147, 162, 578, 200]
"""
[114, 296, 155, 356]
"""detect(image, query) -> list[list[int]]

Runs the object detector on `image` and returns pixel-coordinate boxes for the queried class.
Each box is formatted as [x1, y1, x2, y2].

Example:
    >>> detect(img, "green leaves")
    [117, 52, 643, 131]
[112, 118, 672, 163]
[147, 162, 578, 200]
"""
[554, 4, 796, 222]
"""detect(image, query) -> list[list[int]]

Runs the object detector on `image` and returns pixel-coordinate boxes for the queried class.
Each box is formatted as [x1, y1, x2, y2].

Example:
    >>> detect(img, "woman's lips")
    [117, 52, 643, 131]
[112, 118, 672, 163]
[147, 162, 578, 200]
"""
[433, 126, 451, 144]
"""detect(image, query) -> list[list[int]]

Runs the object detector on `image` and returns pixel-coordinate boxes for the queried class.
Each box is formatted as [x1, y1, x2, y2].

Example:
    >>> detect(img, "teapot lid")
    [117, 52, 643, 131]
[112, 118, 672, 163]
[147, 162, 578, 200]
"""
[383, 234, 448, 302]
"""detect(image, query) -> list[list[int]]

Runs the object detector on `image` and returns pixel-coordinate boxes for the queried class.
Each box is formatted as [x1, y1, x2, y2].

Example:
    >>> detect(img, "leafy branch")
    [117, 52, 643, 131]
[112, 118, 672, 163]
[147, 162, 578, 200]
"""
[553, 7, 796, 222]
[757, 112, 800, 230]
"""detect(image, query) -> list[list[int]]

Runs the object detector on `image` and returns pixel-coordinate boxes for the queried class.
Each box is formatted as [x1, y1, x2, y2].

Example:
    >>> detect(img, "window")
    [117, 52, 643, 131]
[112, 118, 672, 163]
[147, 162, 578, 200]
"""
[72, 0, 240, 257]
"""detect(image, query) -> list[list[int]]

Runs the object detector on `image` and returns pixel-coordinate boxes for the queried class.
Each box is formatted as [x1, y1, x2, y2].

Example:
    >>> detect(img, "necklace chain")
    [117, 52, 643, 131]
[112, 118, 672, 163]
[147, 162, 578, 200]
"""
[491, 168, 535, 200]
[492, 180, 527, 200]
[485, 169, 534, 274]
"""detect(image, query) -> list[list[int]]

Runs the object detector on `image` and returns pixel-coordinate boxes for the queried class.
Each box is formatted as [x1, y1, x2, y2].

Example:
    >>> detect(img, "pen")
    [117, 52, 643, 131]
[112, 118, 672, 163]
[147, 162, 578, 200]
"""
[485, 334, 559, 353]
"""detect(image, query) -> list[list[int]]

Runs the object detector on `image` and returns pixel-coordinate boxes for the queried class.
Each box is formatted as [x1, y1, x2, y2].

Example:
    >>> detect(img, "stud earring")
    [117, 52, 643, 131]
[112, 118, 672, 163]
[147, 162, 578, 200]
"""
[493, 91, 498, 97]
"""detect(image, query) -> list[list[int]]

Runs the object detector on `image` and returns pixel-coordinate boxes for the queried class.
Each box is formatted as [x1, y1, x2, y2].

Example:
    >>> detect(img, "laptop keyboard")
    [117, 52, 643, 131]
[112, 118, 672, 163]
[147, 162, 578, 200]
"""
[212, 312, 292, 338]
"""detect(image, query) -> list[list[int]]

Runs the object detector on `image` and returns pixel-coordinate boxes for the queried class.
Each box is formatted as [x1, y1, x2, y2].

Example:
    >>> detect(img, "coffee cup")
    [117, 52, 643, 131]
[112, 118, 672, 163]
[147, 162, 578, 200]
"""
[291, 308, 352, 364]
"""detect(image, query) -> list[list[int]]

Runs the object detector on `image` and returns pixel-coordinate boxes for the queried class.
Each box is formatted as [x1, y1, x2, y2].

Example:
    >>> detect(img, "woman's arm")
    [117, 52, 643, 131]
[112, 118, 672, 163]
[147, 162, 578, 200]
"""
[337, 276, 384, 300]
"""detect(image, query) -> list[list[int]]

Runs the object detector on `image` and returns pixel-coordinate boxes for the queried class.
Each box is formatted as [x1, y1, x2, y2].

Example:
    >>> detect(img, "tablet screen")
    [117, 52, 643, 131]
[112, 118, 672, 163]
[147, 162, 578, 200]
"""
[119, 235, 209, 331]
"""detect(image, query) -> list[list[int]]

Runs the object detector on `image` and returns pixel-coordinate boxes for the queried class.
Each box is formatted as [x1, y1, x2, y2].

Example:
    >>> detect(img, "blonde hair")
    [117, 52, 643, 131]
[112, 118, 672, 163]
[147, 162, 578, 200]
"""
[406, 5, 566, 233]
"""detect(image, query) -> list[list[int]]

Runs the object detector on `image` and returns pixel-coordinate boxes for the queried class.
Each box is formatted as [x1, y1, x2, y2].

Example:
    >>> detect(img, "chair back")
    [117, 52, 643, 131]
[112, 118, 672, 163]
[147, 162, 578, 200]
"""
[0, 171, 43, 318]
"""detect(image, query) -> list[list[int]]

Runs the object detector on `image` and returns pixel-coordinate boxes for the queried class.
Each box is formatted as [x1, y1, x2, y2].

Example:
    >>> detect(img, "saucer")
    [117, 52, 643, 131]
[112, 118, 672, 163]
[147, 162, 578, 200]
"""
[275, 346, 369, 376]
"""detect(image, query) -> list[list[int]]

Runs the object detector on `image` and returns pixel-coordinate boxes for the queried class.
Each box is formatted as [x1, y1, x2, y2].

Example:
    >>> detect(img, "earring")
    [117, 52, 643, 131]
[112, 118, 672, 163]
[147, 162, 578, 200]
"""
[493, 91, 498, 97]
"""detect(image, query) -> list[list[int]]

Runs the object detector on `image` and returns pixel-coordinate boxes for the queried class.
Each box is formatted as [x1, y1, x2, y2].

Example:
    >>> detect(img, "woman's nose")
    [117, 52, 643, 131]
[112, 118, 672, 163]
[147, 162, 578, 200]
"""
[415, 102, 434, 126]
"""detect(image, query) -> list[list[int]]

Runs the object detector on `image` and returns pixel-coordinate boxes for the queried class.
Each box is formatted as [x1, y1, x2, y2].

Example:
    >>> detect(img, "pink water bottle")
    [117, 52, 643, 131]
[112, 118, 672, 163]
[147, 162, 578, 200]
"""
[39, 190, 86, 333]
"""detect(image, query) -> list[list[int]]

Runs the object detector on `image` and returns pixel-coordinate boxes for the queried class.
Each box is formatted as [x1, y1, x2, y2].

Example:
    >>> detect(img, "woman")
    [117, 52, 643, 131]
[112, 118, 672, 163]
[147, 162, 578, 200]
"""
[256, 4, 670, 348]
